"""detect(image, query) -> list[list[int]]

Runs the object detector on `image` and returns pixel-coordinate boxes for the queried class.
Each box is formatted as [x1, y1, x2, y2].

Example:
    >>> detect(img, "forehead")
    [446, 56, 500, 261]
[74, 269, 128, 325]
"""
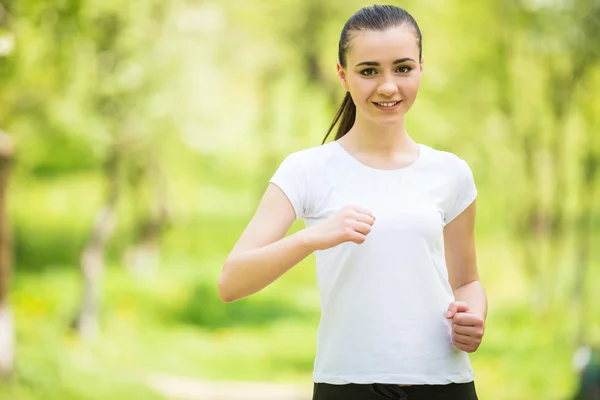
[347, 26, 419, 64]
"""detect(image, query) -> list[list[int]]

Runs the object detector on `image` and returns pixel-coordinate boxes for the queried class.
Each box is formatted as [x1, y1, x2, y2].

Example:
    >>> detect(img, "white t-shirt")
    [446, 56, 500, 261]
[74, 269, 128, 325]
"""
[269, 140, 478, 385]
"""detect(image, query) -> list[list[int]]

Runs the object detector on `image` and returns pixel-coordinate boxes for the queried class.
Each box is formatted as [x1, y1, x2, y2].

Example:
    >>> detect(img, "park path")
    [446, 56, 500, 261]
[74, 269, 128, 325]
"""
[146, 372, 313, 400]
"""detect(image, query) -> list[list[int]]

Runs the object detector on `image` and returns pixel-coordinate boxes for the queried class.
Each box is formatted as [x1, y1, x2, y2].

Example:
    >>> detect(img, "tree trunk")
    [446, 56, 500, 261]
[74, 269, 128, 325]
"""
[572, 127, 599, 346]
[71, 149, 120, 340]
[123, 158, 169, 276]
[0, 132, 15, 378]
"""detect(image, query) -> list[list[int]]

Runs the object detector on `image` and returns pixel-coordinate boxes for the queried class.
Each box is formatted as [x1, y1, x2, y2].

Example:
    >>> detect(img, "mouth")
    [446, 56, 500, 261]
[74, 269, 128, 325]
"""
[372, 100, 402, 110]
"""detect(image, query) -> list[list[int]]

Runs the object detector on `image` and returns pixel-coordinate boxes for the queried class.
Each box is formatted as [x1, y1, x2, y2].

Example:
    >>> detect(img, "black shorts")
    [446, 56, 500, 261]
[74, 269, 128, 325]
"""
[312, 381, 478, 400]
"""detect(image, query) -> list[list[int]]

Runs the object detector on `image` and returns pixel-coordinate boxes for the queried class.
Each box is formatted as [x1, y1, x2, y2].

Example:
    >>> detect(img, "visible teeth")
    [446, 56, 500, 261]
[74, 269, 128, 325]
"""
[377, 102, 398, 107]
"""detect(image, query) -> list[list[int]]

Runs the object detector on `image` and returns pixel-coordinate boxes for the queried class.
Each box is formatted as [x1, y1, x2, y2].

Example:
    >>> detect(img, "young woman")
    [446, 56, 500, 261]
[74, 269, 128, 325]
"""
[219, 5, 486, 400]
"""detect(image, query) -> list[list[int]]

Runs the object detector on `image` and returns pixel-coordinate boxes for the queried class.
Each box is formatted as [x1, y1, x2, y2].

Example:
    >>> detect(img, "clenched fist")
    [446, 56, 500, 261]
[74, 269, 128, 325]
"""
[446, 301, 485, 353]
[306, 205, 376, 251]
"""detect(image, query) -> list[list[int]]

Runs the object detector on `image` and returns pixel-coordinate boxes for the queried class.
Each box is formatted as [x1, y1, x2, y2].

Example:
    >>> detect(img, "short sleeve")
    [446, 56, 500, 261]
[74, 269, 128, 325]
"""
[269, 152, 310, 220]
[443, 159, 477, 224]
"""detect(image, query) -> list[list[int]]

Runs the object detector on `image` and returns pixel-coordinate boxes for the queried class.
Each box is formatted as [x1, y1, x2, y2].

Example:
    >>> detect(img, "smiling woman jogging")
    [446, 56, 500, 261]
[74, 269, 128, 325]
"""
[219, 5, 486, 400]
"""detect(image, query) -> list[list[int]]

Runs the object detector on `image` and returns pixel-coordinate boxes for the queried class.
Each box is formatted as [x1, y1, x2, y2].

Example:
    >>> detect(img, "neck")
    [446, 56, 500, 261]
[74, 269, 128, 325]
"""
[340, 113, 415, 156]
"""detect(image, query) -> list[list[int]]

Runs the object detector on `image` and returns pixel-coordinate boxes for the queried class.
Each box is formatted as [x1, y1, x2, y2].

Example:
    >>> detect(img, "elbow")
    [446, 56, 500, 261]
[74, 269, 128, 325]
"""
[218, 260, 240, 302]
[218, 274, 235, 303]
[219, 256, 256, 303]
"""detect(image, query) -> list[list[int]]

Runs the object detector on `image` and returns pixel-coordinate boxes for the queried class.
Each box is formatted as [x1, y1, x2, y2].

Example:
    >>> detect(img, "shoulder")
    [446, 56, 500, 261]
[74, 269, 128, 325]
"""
[290, 142, 338, 158]
[279, 142, 340, 168]
[421, 144, 473, 176]
[422, 144, 465, 166]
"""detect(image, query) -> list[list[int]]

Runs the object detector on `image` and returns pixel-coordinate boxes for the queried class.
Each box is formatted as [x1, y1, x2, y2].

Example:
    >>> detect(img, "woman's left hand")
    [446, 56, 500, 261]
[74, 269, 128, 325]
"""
[445, 301, 485, 353]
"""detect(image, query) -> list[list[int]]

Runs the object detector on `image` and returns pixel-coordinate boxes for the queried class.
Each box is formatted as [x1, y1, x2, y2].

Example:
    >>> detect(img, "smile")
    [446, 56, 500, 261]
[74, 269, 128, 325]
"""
[373, 101, 402, 110]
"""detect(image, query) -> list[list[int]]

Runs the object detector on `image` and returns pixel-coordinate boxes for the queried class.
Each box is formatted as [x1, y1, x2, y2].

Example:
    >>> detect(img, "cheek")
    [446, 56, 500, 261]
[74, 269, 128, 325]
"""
[348, 79, 371, 97]
[402, 77, 422, 98]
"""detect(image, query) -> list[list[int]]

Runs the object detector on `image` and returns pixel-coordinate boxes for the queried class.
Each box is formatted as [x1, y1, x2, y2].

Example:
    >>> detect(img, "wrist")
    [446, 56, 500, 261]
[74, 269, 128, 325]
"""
[297, 226, 320, 253]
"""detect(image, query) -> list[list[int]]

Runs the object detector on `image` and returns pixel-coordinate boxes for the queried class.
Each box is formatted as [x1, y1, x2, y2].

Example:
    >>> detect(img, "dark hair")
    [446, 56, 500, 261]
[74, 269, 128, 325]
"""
[322, 5, 423, 144]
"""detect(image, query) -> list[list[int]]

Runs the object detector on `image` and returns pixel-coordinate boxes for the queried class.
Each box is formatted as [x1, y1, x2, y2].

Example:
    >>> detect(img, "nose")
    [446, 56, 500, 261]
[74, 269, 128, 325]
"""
[377, 79, 398, 97]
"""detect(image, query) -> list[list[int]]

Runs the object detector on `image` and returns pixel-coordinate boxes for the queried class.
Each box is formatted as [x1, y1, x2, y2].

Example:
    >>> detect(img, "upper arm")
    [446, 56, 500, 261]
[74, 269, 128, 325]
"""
[227, 183, 297, 257]
[444, 199, 479, 290]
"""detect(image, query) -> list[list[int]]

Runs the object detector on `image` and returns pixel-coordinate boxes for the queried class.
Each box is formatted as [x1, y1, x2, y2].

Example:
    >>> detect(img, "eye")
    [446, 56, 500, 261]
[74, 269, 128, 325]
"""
[360, 68, 377, 76]
[396, 66, 412, 74]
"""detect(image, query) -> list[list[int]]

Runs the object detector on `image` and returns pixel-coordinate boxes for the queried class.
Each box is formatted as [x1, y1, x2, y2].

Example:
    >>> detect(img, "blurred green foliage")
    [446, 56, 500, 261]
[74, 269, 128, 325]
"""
[177, 279, 313, 329]
[0, 0, 599, 399]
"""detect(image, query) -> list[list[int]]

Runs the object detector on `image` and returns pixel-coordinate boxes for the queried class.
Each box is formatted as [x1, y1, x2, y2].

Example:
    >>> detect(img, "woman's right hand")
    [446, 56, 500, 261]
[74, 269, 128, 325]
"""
[306, 205, 376, 251]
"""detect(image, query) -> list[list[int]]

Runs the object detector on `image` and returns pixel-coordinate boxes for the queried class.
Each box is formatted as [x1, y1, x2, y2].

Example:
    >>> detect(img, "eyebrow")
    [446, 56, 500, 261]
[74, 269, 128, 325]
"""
[355, 58, 416, 67]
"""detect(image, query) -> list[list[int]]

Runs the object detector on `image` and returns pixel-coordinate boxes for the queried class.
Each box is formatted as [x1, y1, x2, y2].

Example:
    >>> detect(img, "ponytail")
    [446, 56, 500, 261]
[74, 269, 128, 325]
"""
[321, 92, 356, 145]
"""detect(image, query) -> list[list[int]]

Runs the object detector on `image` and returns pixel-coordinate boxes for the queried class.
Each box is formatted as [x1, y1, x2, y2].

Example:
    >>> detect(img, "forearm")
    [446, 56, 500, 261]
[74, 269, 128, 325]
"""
[453, 280, 487, 320]
[218, 228, 316, 302]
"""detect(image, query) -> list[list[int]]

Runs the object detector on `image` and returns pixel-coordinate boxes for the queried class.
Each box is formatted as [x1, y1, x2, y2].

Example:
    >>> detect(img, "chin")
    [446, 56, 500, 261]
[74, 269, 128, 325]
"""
[372, 117, 405, 127]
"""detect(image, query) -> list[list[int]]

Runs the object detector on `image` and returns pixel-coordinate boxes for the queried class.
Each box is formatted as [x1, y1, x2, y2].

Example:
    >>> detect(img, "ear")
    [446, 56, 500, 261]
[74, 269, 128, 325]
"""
[337, 63, 350, 92]
[419, 57, 424, 75]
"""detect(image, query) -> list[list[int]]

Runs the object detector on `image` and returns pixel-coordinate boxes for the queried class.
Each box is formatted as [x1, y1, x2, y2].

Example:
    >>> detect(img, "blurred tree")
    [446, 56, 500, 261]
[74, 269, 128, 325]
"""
[0, 0, 15, 379]
[122, 150, 170, 275]
[69, 1, 175, 339]
[72, 146, 121, 339]
[279, 0, 341, 103]
[0, 132, 14, 378]
[568, 0, 600, 348]
[0, 0, 176, 338]
[539, 0, 600, 313]
[484, 0, 600, 312]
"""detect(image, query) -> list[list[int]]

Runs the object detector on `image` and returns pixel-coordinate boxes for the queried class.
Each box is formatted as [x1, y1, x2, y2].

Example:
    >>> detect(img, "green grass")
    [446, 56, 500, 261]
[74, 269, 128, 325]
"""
[0, 259, 319, 400]
[1, 244, 593, 400]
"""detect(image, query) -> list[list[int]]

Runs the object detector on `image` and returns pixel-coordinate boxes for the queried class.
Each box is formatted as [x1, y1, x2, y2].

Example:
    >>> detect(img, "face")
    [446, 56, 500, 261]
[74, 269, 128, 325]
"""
[337, 26, 423, 127]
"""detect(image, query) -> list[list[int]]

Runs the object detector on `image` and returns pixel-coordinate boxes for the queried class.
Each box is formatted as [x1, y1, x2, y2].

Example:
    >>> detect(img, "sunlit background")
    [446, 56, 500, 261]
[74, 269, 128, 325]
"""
[0, 0, 599, 399]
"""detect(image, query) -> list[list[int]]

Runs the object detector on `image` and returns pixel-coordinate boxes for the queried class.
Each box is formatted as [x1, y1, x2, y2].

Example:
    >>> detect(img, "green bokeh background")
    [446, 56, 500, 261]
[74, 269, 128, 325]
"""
[0, 0, 599, 399]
